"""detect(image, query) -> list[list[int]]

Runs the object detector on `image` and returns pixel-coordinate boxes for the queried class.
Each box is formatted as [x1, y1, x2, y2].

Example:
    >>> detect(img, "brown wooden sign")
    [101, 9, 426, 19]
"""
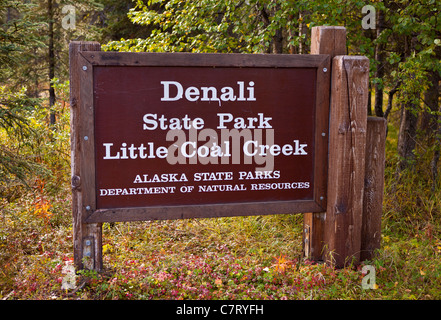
[70, 26, 384, 271]
[75, 51, 330, 223]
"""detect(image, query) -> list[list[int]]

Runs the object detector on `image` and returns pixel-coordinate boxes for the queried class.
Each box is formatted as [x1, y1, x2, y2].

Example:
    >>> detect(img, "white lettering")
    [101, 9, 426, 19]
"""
[185, 86, 199, 101]
[161, 81, 183, 101]
[143, 114, 204, 131]
[161, 80, 256, 103]
[237, 81, 246, 101]
[103, 143, 120, 159]
[216, 113, 272, 129]
[102, 142, 169, 160]
[220, 87, 236, 101]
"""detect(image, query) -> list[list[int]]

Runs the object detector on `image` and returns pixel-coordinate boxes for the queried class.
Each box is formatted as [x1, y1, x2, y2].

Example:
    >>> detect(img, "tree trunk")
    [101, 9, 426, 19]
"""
[48, 0, 56, 125]
[422, 70, 441, 191]
[421, 70, 440, 136]
[374, 7, 385, 117]
[397, 34, 419, 173]
[397, 102, 418, 172]
[431, 121, 441, 192]
[368, 82, 372, 115]
[256, 3, 283, 54]
[298, 11, 308, 54]
[272, 28, 283, 54]
[383, 81, 401, 121]
[288, 14, 297, 54]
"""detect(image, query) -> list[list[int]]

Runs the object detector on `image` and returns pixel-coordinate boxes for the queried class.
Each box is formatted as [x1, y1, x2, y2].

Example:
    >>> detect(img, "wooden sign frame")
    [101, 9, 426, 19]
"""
[75, 51, 330, 224]
[70, 26, 384, 271]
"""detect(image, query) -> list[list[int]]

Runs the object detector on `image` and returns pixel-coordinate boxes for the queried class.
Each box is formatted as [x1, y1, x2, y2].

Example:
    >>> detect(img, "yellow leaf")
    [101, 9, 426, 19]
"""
[420, 268, 426, 276]
[103, 244, 113, 254]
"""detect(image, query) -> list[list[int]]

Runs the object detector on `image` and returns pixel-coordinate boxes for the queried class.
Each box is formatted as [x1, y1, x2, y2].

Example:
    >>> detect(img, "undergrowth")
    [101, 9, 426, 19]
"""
[1, 83, 441, 300]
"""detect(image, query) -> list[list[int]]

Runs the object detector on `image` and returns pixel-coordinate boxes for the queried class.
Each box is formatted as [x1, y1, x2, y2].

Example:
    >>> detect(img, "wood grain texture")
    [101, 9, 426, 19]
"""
[80, 51, 329, 68]
[310, 26, 347, 56]
[304, 26, 346, 261]
[87, 201, 324, 223]
[313, 56, 331, 213]
[324, 55, 369, 267]
[361, 117, 386, 261]
[70, 41, 102, 271]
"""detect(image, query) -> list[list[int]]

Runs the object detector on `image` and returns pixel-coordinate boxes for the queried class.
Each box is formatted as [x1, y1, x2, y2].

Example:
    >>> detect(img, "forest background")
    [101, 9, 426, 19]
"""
[1, 0, 441, 300]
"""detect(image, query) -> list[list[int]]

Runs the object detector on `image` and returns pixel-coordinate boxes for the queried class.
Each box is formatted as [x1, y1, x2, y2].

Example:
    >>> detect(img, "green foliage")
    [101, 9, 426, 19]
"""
[385, 0, 441, 112]
[104, 0, 375, 54]
[0, 86, 38, 136]
[104, 0, 310, 53]
[0, 0, 46, 88]
[0, 80, 70, 199]
[0, 86, 44, 194]
[1, 0, 105, 91]
[94, 0, 153, 43]
[0, 0, 101, 193]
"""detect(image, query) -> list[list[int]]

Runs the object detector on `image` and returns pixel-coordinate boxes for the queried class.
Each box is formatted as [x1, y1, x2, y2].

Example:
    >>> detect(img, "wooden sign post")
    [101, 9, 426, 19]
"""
[69, 26, 385, 271]
[304, 27, 386, 267]
[70, 41, 103, 270]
